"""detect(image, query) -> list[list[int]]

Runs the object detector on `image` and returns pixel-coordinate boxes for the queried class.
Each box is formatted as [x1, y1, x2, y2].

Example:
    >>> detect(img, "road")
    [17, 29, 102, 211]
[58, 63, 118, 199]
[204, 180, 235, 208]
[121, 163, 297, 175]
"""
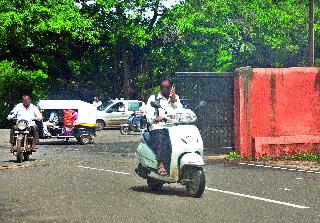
[0, 129, 319, 223]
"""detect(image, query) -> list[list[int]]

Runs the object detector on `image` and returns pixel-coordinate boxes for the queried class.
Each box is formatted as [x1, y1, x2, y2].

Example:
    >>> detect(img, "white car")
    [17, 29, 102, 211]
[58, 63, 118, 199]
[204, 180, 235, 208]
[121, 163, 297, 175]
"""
[96, 99, 145, 130]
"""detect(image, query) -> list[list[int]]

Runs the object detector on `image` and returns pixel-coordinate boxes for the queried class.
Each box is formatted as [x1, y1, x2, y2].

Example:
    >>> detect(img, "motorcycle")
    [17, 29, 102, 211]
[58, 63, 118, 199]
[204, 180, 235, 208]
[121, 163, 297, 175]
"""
[120, 113, 147, 135]
[135, 102, 206, 197]
[12, 119, 35, 163]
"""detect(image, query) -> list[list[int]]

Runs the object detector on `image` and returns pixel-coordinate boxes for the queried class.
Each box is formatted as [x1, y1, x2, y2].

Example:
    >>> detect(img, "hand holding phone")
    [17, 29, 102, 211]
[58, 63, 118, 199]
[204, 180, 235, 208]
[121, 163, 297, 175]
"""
[169, 84, 176, 102]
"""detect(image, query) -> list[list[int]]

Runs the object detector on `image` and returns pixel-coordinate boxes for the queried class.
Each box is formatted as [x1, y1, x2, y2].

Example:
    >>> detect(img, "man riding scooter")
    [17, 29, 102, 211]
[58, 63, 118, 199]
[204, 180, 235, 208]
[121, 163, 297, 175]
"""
[7, 95, 42, 152]
[145, 78, 183, 176]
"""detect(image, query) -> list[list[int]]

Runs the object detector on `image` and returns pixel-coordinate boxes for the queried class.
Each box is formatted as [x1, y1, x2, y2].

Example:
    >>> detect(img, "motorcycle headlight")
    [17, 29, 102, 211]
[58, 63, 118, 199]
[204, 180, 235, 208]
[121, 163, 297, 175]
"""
[17, 122, 27, 131]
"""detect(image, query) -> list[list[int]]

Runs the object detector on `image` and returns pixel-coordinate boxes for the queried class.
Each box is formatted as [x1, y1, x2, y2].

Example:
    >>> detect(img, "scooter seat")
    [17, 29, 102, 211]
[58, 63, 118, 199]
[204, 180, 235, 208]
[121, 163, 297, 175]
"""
[143, 131, 152, 146]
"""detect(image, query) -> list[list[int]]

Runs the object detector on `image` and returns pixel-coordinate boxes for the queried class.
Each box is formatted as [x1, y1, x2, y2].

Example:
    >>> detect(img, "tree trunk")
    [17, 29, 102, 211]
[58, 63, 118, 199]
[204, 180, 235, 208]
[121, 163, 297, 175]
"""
[123, 49, 131, 99]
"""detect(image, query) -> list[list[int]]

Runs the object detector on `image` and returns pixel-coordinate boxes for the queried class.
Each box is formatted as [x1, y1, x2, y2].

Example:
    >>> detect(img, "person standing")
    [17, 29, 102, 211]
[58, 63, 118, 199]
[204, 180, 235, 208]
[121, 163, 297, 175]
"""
[92, 97, 102, 108]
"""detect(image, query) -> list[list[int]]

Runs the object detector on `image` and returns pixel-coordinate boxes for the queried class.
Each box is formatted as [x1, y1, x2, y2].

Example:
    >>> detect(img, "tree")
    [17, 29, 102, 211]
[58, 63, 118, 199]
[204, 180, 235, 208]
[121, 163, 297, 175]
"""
[0, 60, 48, 128]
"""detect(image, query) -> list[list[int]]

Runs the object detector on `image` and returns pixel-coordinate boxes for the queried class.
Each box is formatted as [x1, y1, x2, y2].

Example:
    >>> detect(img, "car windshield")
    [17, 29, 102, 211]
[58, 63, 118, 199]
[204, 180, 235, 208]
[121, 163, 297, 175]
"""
[97, 101, 114, 111]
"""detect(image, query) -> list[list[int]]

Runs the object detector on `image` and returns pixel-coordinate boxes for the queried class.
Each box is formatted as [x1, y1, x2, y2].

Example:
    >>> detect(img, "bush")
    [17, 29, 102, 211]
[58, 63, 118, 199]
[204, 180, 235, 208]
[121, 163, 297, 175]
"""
[226, 151, 243, 161]
[0, 60, 48, 128]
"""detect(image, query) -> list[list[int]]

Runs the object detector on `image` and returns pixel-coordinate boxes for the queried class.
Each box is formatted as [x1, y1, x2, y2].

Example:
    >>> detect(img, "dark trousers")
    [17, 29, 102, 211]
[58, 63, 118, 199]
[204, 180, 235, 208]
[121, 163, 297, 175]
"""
[10, 126, 39, 145]
[149, 129, 172, 171]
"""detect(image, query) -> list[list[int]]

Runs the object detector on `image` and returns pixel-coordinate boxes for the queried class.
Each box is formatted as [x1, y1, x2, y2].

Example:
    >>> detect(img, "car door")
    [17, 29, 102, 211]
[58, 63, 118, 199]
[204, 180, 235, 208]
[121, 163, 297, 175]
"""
[105, 102, 126, 127]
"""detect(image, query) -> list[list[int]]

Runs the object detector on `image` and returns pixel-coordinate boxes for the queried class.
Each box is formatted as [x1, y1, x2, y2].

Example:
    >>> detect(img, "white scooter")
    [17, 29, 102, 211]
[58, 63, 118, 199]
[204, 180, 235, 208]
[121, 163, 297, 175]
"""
[135, 101, 205, 197]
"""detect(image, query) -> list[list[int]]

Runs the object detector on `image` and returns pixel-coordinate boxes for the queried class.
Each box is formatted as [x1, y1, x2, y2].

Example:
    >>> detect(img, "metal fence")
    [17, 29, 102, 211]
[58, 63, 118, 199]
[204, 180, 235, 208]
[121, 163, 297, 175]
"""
[175, 72, 234, 153]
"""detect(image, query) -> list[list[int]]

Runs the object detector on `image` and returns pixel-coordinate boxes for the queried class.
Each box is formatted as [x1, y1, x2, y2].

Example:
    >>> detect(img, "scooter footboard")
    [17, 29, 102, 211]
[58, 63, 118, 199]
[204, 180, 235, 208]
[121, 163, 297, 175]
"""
[179, 153, 205, 170]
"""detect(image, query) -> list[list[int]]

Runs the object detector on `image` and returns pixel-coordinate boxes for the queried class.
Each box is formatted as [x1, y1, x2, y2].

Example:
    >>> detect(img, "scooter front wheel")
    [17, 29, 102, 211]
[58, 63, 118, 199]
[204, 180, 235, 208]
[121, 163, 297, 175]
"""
[147, 178, 163, 191]
[120, 126, 130, 135]
[186, 167, 206, 198]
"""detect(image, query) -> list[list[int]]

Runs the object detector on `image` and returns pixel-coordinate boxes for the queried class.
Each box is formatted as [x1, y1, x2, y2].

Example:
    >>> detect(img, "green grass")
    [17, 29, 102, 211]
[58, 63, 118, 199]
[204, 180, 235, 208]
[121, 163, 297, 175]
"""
[226, 151, 243, 161]
[285, 152, 320, 162]
[226, 151, 320, 162]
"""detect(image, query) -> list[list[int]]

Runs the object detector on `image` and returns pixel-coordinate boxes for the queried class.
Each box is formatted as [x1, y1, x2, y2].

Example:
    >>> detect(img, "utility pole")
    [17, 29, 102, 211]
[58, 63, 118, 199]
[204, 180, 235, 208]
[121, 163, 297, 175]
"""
[308, 0, 314, 66]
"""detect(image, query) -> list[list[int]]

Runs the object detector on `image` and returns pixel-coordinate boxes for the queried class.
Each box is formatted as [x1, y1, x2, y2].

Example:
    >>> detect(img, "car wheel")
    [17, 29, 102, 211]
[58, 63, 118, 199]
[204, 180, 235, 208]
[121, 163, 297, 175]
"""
[96, 120, 105, 131]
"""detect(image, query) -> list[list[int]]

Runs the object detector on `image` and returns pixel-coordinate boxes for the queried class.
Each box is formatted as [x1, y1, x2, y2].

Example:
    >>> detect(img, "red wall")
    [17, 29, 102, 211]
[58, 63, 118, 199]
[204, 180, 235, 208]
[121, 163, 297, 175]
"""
[234, 67, 320, 158]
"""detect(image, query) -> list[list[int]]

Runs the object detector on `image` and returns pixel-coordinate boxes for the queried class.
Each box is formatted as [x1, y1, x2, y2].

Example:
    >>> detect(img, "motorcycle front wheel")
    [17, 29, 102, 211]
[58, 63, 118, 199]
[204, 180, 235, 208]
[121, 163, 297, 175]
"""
[185, 167, 206, 198]
[16, 139, 23, 163]
[23, 153, 29, 161]
[120, 126, 130, 135]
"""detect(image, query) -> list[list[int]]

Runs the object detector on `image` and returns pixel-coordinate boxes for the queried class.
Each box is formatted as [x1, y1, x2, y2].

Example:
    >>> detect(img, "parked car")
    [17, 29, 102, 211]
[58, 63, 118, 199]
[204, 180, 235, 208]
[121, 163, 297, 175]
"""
[96, 99, 145, 130]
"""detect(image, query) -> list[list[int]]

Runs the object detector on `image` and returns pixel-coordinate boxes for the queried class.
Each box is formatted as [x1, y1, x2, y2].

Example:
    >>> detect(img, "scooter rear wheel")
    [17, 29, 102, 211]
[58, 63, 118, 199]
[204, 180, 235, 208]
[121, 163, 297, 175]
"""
[147, 178, 163, 191]
[186, 168, 206, 198]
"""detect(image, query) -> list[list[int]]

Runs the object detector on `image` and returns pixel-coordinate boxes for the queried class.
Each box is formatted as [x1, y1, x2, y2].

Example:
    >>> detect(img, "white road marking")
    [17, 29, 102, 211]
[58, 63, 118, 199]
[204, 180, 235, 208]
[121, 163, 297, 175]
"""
[77, 166, 131, 175]
[77, 165, 310, 209]
[205, 187, 309, 209]
[296, 177, 303, 180]
[236, 163, 319, 175]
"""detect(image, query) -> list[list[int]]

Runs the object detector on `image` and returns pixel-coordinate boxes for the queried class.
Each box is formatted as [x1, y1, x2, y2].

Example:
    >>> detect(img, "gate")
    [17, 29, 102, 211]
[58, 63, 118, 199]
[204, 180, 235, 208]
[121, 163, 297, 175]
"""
[175, 72, 234, 153]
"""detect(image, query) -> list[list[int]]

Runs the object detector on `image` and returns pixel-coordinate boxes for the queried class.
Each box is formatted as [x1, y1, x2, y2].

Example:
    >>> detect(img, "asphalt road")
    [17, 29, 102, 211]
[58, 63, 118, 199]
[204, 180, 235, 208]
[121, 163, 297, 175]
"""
[0, 129, 319, 223]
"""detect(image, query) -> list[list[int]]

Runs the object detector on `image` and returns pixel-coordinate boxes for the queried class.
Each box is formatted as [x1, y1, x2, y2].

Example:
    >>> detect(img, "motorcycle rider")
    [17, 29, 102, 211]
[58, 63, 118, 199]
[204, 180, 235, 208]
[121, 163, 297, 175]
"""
[7, 95, 42, 152]
[145, 78, 183, 176]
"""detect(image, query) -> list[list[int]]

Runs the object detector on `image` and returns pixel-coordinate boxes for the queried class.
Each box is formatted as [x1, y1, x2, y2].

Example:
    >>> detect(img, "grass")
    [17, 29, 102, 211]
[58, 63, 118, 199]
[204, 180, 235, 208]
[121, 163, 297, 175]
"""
[285, 152, 320, 162]
[226, 151, 320, 162]
[226, 151, 243, 161]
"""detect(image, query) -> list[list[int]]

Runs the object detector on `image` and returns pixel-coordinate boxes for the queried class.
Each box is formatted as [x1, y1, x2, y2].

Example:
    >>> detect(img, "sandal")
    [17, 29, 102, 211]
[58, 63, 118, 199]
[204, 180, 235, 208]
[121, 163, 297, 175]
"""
[157, 166, 168, 176]
[10, 145, 16, 153]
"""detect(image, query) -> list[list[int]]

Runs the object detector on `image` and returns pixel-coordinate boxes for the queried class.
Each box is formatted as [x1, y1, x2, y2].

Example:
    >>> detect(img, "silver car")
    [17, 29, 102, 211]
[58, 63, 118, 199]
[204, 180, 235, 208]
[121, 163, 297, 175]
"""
[96, 100, 144, 130]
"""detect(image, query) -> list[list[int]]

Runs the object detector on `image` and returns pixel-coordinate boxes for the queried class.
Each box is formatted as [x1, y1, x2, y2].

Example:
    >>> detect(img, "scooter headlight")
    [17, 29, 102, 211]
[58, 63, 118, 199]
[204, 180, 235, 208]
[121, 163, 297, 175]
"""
[17, 122, 27, 131]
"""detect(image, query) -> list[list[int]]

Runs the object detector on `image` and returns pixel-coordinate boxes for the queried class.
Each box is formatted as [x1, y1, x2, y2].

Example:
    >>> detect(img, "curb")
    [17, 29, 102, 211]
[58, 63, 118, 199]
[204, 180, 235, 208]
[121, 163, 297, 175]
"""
[236, 161, 320, 174]
[203, 155, 227, 161]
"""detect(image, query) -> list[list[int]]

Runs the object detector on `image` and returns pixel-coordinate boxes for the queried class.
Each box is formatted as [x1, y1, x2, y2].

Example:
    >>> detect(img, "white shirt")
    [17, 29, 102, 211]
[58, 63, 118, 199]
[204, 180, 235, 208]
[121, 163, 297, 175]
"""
[93, 100, 102, 108]
[118, 106, 125, 112]
[8, 103, 42, 126]
[146, 93, 183, 129]
[48, 111, 59, 124]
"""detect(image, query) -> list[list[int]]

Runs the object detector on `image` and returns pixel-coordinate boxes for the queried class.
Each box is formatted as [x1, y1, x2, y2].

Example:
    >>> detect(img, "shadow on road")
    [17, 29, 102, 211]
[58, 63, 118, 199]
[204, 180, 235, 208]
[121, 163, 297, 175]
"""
[3, 158, 37, 164]
[130, 185, 190, 198]
[38, 141, 78, 146]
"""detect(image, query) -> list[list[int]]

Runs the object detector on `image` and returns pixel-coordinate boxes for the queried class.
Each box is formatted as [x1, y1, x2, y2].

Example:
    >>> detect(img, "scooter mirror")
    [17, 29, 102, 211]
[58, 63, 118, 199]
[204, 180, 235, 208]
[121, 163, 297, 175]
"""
[150, 101, 161, 109]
